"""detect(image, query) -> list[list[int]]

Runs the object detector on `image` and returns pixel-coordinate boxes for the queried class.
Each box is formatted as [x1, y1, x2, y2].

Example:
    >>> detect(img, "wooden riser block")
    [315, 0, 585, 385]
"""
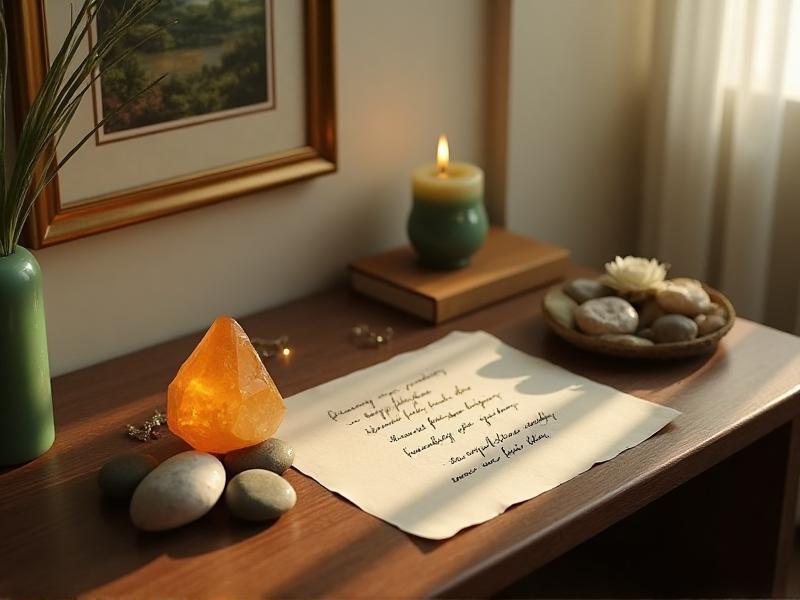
[349, 227, 570, 323]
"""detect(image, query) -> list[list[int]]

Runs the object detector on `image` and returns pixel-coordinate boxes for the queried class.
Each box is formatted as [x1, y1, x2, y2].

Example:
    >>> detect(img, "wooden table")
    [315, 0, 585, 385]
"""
[2, 267, 800, 598]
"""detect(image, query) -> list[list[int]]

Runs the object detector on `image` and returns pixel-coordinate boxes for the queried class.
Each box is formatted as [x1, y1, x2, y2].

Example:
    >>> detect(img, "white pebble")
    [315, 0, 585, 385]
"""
[130, 451, 225, 531]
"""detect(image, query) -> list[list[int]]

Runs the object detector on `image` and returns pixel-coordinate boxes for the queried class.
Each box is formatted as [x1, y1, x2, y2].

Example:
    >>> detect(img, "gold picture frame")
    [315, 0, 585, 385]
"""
[7, 0, 337, 249]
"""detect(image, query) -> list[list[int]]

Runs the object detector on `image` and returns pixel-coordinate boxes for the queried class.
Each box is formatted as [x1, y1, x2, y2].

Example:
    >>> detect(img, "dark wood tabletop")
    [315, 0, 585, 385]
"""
[2, 266, 800, 598]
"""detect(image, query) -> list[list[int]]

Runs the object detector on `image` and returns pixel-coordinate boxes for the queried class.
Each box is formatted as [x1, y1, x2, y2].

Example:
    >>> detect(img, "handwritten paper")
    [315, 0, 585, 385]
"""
[279, 331, 680, 539]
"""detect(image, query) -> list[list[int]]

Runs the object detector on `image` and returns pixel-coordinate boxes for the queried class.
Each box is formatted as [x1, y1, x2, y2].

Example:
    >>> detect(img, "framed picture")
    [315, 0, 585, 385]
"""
[7, 0, 336, 248]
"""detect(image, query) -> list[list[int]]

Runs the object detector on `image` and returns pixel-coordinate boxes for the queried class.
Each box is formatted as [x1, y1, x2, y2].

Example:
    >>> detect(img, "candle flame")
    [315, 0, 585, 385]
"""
[436, 134, 449, 174]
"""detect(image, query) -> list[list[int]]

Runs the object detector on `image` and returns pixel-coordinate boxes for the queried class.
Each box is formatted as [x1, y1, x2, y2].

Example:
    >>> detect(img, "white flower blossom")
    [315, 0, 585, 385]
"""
[599, 256, 668, 294]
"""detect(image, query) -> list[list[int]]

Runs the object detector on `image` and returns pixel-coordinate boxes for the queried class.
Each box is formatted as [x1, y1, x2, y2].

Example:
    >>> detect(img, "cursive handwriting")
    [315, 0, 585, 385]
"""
[326, 369, 560, 486]
[427, 408, 465, 430]
[479, 402, 520, 428]
[403, 432, 456, 457]
[464, 393, 501, 412]
[524, 411, 557, 428]
[428, 393, 452, 408]
[389, 423, 428, 442]
[405, 370, 447, 390]
[364, 416, 403, 435]
[328, 399, 375, 422]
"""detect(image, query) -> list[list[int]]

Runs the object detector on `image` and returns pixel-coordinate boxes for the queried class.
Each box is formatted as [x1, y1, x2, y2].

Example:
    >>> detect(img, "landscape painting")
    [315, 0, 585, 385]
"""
[93, 0, 274, 142]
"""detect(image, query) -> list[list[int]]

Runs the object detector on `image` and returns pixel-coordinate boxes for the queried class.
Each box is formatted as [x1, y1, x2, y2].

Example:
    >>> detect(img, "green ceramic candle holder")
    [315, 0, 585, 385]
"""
[407, 196, 489, 270]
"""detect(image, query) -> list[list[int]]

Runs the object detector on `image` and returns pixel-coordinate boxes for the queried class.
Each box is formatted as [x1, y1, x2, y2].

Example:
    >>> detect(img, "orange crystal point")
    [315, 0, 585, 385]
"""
[167, 316, 285, 454]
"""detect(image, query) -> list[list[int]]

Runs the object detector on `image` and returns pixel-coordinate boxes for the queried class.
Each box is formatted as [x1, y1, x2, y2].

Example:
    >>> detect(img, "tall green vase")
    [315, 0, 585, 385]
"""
[0, 246, 54, 465]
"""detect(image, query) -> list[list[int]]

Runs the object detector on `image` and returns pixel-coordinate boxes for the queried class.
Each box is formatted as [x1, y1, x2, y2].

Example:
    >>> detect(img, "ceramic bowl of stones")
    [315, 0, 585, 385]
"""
[542, 258, 735, 359]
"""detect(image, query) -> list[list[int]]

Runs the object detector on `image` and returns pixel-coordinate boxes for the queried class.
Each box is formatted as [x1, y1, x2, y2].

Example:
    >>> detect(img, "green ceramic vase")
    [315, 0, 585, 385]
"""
[0, 246, 54, 465]
[407, 197, 489, 270]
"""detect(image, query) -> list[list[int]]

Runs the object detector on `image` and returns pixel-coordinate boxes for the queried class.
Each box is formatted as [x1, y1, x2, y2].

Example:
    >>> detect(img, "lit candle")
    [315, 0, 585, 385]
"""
[413, 135, 484, 201]
[436, 133, 449, 175]
[408, 135, 488, 269]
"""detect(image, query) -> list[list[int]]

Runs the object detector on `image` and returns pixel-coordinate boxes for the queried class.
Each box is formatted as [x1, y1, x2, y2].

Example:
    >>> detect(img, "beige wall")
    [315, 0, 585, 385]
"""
[29, 0, 655, 376]
[502, 0, 654, 267]
[34, 0, 488, 376]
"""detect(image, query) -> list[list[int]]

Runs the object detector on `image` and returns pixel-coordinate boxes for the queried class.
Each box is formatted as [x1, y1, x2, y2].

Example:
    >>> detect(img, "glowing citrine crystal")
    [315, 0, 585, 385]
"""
[167, 316, 285, 454]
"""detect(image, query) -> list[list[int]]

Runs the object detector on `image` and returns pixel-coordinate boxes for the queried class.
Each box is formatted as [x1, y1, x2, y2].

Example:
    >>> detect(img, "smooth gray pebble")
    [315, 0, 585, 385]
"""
[226, 469, 297, 522]
[98, 453, 158, 500]
[652, 314, 699, 343]
[224, 438, 295, 475]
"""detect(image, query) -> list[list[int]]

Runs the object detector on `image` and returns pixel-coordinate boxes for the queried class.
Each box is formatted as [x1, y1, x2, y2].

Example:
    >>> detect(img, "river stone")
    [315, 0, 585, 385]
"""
[130, 451, 226, 531]
[637, 300, 664, 328]
[98, 453, 158, 500]
[638, 328, 656, 342]
[563, 278, 614, 304]
[225, 469, 297, 522]
[695, 314, 727, 336]
[672, 277, 703, 287]
[224, 438, 295, 476]
[544, 289, 578, 329]
[600, 334, 655, 347]
[574, 297, 638, 335]
[652, 314, 698, 343]
[655, 279, 711, 316]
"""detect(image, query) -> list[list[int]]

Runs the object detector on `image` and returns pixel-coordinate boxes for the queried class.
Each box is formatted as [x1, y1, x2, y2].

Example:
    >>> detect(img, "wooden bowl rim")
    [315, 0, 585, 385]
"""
[542, 282, 736, 359]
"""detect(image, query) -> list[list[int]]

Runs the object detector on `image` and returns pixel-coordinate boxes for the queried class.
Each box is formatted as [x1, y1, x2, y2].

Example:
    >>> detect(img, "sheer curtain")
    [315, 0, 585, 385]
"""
[641, 0, 800, 328]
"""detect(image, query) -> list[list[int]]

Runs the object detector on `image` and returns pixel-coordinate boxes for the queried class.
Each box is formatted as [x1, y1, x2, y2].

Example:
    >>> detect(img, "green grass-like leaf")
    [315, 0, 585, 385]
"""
[0, 0, 163, 255]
